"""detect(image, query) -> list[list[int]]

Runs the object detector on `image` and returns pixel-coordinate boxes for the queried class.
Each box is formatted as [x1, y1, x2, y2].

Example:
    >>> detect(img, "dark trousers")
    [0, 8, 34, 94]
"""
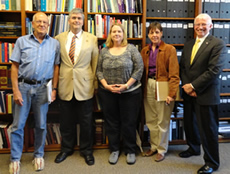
[98, 87, 142, 154]
[59, 97, 94, 156]
[183, 99, 219, 169]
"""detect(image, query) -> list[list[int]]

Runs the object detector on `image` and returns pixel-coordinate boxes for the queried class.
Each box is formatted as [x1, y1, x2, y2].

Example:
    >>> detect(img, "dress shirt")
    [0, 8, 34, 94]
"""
[195, 32, 209, 50]
[10, 33, 60, 81]
[148, 42, 160, 77]
[66, 30, 83, 63]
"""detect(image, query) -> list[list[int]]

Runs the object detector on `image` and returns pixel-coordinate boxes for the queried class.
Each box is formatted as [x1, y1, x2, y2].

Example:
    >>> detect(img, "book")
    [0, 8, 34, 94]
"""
[95, 119, 104, 145]
[0, 66, 8, 89]
[156, 81, 181, 101]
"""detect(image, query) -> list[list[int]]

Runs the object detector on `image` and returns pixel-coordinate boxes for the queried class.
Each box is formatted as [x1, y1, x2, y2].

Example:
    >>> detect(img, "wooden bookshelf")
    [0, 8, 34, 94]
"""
[1, 0, 230, 154]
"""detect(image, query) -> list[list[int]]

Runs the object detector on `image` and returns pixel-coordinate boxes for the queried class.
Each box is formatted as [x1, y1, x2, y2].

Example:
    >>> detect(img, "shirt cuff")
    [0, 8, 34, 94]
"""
[190, 83, 195, 90]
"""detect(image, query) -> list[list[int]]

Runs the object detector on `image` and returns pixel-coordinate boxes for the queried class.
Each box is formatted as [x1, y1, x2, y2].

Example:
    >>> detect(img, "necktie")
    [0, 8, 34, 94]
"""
[190, 39, 200, 64]
[69, 35, 77, 64]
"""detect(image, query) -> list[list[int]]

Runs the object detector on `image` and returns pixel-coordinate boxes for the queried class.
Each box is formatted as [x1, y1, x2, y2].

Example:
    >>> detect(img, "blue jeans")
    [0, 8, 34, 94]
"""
[10, 82, 48, 161]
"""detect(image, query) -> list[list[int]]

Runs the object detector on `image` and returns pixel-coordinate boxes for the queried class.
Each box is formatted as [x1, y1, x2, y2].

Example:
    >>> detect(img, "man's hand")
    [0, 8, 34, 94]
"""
[13, 90, 23, 106]
[51, 90, 57, 102]
[182, 83, 194, 95]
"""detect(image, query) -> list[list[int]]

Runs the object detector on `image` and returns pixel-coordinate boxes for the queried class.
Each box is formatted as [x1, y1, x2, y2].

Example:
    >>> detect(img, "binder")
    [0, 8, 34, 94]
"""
[167, 22, 173, 44]
[177, 0, 184, 17]
[167, 0, 174, 17]
[181, 21, 188, 44]
[171, 22, 178, 44]
[188, 0, 195, 17]
[186, 22, 194, 42]
[183, 0, 189, 17]
[220, 0, 227, 18]
[177, 22, 183, 44]
[161, 21, 167, 43]
[156, 81, 181, 101]
[147, 0, 155, 17]
[223, 22, 229, 44]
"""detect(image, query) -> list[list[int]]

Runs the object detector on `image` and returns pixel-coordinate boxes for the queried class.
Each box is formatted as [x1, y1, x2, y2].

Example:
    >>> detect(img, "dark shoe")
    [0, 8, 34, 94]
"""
[55, 151, 73, 163]
[197, 165, 216, 174]
[144, 149, 157, 157]
[82, 154, 95, 166]
[179, 150, 200, 158]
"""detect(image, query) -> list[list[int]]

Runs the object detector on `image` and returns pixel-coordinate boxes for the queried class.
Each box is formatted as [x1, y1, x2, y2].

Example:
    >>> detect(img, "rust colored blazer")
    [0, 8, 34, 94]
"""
[141, 41, 180, 99]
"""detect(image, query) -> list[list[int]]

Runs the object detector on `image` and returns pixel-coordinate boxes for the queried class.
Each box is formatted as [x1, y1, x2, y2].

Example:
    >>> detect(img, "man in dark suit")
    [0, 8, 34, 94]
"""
[179, 13, 226, 174]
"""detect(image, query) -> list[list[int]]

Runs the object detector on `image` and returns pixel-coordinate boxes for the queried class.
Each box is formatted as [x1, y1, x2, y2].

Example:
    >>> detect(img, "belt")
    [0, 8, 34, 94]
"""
[148, 76, 156, 80]
[18, 78, 50, 85]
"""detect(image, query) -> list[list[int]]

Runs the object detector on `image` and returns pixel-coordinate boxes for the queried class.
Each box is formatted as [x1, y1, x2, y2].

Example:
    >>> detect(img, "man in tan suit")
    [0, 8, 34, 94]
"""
[54, 8, 98, 165]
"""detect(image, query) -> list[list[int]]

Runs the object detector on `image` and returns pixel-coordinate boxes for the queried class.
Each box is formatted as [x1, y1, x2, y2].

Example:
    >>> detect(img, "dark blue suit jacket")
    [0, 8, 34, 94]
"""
[180, 35, 226, 105]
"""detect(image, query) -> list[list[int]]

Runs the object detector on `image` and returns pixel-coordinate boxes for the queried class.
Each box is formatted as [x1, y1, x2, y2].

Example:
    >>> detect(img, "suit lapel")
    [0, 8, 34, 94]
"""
[62, 32, 69, 63]
[190, 35, 212, 66]
[74, 31, 88, 65]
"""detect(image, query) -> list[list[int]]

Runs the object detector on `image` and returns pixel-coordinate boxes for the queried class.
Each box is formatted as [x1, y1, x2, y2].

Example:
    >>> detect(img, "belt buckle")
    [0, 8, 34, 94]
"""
[31, 79, 37, 84]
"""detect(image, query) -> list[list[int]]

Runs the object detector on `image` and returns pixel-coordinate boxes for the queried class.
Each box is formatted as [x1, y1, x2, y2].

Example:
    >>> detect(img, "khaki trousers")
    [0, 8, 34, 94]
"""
[144, 78, 174, 155]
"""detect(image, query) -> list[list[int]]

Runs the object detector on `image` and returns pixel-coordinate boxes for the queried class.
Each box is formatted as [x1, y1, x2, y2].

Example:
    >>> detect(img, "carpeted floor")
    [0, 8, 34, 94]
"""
[1, 143, 230, 174]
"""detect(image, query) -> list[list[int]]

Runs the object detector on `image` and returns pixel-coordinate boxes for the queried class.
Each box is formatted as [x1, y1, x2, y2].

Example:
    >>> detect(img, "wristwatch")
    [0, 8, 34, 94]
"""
[125, 84, 129, 89]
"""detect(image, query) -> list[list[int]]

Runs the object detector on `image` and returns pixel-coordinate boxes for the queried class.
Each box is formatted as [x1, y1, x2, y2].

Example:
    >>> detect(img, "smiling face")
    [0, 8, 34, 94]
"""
[194, 15, 213, 38]
[110, 25, 124, 44]
[148, 28, 163, 45]
[68, 13, 84, 34]
[32, 12, 49, 37]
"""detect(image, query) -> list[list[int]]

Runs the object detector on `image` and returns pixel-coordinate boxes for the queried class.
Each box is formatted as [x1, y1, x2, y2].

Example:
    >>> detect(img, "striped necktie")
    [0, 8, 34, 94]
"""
[69, 35, 77, 64]
[190, 39, 200, 64]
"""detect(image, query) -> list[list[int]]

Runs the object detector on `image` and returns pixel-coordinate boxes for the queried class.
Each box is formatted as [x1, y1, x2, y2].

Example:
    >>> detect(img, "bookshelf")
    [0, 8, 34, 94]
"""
[1, 0, 230, 153]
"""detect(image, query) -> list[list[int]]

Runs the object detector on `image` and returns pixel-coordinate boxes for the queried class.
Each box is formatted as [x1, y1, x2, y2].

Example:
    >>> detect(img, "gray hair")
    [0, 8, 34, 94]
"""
[194, 13, 212, 25]
[68, 8, 84, 21]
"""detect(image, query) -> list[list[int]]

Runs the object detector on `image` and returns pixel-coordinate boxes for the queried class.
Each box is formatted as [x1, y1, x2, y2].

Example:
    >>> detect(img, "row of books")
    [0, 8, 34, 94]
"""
[28, 120, 106, 147]
[146, 0, 195, 18]
[89, 14, 142, 39]
[0, 91, 13, 114]
[0, 42, 15, 63]
[219, 71, 230, 93]
[0, 0, 21, 10]
[26, 14, 70, 37]
[88, 0, 143, 13]
[0, 122, 11, 149]
[146, 21, 194, 44]
[25, 0, 83, 12]
[212, 22, 230, 45]
[219, 96, 230, 118]
[218, 121, 230, 138]
[203, 0, 230, 18]
[0, 22, 21, 37]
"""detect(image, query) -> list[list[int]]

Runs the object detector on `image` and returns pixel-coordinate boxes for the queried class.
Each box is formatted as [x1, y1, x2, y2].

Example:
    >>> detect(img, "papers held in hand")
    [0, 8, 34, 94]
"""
[156, 81, 181, 101]
[46, 80, 52, 104]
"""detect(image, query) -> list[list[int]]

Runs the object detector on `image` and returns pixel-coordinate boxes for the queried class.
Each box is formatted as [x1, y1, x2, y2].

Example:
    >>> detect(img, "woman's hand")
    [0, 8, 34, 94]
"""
[166, 96, 174, 105]
[104, 84, 127, 94]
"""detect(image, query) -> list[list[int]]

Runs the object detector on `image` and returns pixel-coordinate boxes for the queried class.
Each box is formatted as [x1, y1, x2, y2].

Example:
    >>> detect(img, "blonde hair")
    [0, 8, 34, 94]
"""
[105, 23, 128, 48]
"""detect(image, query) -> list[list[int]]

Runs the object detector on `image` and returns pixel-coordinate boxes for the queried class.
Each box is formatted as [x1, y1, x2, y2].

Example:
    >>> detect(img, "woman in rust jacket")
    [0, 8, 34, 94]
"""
[141, 22, 180, 162]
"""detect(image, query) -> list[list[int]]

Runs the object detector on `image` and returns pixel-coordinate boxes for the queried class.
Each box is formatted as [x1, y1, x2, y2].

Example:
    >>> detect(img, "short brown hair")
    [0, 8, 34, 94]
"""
[147, 22, 163, 34]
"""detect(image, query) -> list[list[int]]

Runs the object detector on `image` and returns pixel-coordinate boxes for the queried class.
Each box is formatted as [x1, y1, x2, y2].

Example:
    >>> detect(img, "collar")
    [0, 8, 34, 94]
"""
[196, 32, 209, 42]
[69, 30, 83, 38]
[30, 33, 50, 40]
[149, 41, 161, 50]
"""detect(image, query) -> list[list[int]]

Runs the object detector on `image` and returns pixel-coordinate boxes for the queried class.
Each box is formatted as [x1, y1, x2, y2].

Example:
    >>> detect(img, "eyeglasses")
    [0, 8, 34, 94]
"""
[194, 23, 210, 27]
[35, 20, 48, 25]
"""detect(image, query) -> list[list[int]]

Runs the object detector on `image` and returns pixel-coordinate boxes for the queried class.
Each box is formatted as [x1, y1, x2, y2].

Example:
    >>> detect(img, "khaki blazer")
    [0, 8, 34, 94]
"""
[56, 31, 99, 101]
